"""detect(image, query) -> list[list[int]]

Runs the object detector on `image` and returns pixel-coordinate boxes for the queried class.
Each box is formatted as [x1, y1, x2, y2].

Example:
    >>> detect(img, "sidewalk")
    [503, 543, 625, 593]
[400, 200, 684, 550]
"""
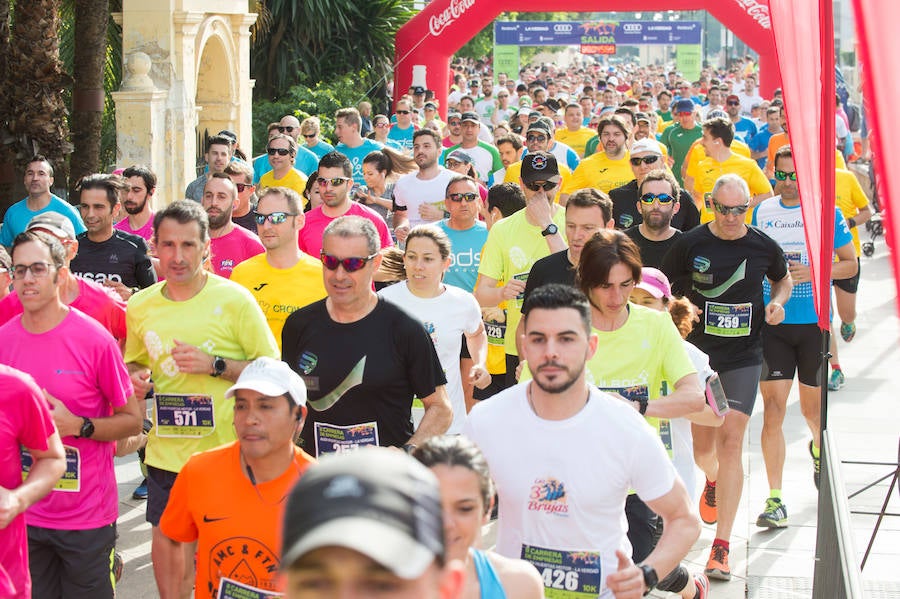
[113, 243, 900, 598]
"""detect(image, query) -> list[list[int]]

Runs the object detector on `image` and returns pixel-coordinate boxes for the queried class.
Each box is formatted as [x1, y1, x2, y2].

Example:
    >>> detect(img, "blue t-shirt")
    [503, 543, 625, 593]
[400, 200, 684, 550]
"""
[732, 117, 758, 144]
[752, 198, 853, 324]
[749, 126, 780, 168]
[438, 219, 488, 293]
[0, 195, 86, 247]
[252, 146, 320, 184]
[386, 124, 415, 153]
[305, 141, 335, 159]
[335, 139, 385, 185]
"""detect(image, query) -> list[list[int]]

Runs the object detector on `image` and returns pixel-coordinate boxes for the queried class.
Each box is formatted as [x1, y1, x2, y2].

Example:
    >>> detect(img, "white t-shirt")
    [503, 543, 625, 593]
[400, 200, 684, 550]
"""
[379, 282, 482, 434]
[392, 168, 455, 228]
[464, 384, 676, 598]
[475, 97, 496, 127]
[676, 340, 715, 504]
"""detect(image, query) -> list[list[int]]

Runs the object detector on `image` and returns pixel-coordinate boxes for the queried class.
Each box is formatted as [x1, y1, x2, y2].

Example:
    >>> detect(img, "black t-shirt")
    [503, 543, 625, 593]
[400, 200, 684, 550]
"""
[660, 224, 788, 371]
[232, 210, 258, 234]
[523, 250, 576, 304]
[281, 298, 447, 456]
[70, 230, 156, 289]
[608, 180, 701, 232]
[624, 226, 682, 269]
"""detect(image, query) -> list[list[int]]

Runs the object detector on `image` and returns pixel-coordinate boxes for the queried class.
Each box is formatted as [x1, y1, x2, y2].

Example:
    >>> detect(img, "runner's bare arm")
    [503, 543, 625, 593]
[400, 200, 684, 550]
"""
[44, 390, 142, 441]
[0, 431, 65, 529]
[408, 385, 452, 446]
[170, 339, 251, 382]
[643, 373, 705, 419]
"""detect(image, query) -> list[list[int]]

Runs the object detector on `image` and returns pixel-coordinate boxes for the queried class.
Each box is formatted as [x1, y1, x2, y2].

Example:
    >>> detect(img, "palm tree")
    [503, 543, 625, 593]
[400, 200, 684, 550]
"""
[250, 0, 414, 100]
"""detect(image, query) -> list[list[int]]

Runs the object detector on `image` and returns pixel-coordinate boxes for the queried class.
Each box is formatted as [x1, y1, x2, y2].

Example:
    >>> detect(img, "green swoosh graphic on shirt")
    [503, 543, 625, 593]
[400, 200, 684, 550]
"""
[695, 259, 747, 298]
[309, 356, 366, 412]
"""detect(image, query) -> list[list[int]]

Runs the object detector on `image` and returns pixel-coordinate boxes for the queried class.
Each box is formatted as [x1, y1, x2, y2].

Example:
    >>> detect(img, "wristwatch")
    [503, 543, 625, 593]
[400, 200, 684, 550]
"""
[78, 417, 95, 439]
[402, 443, 417, 455]
[639, 563, 658, 596]
[541, 223, 558, 237]
[211, 356, 226, 378]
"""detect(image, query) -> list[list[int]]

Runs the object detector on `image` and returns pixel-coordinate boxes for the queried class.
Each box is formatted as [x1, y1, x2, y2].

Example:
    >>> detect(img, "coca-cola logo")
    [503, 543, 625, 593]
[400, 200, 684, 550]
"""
[734, 0, 771, 29]
[429, 0, 476, 37]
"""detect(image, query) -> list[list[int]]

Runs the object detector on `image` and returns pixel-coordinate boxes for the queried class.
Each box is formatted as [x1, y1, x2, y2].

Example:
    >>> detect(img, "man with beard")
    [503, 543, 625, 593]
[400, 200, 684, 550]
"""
[116, 165, 156, 241]
[565, 115, 634, 196]
[392, 129, 456, 243]
[186, 135, 232, 203]
[299, 152, 392, 259]
[70, 174, 157, 300]
[465, 284, 700, 599]
[609, 139, 699, 231]
[624, 170, 685, 268]
[201, 173, 264, 278]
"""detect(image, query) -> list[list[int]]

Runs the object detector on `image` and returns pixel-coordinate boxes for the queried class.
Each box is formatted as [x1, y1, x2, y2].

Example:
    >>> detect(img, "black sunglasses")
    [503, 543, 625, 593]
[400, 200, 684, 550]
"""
[774, 170, 798, 181]
[525, 181, 558, 192]
[277, 126, 295, 133]
[396, 110, 411, 115]
[640, 193, 675, 205]
[267, 147, 291, 156]
[630, 155, 660, 166]
[713, 200, 750, 216]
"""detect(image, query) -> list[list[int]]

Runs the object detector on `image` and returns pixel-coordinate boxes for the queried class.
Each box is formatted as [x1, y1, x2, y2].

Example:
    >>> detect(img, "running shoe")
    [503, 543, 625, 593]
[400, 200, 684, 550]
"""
[132, 478, 148, 500]
[840, 321, 856, 342]
[756, 497, 789, 528]
[704, 544, 731, 581]
[828, 369, 845, 391]
[699, 480, 717, 525]
[693, 572, 710, 599]
[809, 441, 821, 490]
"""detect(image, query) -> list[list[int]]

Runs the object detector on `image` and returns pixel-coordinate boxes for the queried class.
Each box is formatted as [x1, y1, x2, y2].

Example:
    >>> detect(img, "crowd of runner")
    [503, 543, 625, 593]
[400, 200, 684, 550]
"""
[0, 55, 876, 599]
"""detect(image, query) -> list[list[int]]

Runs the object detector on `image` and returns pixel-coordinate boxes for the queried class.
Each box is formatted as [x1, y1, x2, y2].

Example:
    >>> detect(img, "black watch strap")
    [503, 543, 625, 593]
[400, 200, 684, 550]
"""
[639, 563, 658, 595]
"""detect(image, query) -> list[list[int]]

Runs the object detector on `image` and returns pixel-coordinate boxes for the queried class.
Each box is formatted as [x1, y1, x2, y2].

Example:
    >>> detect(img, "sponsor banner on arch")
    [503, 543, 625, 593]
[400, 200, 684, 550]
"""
[494, 21, 702, 46]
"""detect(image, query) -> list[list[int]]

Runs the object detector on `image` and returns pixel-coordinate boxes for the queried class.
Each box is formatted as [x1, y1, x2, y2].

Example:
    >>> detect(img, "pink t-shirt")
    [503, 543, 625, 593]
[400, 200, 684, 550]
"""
[0, 277, 127, 341]
[0, 309, 132, 530]
[114, 213, 155, 241]
[0, 365, 55, 598]
[298, 202, 393, 259]
[210, 225, 265, 278]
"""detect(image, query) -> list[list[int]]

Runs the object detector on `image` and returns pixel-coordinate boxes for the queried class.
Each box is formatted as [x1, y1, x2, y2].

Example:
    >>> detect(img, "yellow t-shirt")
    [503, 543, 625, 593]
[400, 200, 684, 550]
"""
[477, 208, 568, 355]
[555, 127, 597, 158]
[230, 252, 327, 350]
[259, 169, 309, 206]
[684, 138, 751, 183]
[693, 153, 773, 223]
[564, 151, 634, 194]
[124, 275, 280, 473]
[834, 168, 871, 256]
[503, 161, 573, 204]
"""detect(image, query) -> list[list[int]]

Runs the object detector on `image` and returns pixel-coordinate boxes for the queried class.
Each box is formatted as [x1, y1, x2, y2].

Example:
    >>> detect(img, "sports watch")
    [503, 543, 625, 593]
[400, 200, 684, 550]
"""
[78, 417, 95, 439]
[541, 223, 558, 237]
[211, 356, 226, 378]
[639, 563, 658, 595]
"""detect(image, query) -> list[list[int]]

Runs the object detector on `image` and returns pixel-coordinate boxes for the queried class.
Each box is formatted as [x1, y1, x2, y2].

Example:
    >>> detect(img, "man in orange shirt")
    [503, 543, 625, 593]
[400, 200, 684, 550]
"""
[160, 357, 315, 598]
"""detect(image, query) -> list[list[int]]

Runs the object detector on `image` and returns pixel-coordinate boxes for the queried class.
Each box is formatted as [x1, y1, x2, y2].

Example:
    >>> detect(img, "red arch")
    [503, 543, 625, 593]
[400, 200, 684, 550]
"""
[394, 0, 778, 117]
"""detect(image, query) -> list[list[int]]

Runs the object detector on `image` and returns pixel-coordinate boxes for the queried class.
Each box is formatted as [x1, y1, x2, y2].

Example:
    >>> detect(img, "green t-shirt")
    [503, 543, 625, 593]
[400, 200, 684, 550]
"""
[661, 124, 703, 186]
[477, 207, 568, 355]
[124, 275, 279, 473]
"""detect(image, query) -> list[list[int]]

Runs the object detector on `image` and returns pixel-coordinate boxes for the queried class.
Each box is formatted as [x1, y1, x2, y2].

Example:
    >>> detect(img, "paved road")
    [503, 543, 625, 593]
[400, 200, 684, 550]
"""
[114, 240, 900, 598]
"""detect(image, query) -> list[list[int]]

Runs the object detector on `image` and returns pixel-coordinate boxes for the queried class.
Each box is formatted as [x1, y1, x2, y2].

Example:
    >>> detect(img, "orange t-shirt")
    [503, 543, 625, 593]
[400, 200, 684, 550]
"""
[160, 441, 315, 598]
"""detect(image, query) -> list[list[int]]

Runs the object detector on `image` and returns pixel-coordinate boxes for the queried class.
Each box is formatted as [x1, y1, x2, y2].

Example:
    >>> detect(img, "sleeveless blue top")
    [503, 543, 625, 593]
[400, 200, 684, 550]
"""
[473, 549, 507, 599]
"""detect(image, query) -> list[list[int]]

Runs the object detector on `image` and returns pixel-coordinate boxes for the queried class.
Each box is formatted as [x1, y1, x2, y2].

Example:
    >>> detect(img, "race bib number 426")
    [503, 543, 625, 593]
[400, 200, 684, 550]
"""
[522, 544, 602, 598]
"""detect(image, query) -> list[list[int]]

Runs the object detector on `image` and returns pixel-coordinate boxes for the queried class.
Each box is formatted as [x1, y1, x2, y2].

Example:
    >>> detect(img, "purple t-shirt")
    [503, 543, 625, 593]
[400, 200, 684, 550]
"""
[209, 225, 265, 278]
[298, 202, 393, 259]
[0, 365, 55, 598]
[114, 213, 155, 241]
[0, 309, 133, 530]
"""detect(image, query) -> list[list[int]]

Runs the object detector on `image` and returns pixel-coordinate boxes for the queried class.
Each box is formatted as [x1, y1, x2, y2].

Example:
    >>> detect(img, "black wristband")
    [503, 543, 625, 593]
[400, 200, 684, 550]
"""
[848, 217, 857, 229]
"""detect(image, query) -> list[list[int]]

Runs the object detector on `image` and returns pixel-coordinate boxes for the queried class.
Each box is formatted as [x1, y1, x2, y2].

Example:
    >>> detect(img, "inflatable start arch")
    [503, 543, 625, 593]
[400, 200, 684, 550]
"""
[394, 0, 778, 116]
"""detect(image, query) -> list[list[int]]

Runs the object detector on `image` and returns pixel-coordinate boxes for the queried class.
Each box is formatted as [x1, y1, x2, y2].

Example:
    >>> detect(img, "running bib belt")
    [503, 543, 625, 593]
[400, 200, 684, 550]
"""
[154, 394, 215, 438]
[704, 302, 752, 337]
[314, 421, 379, 456]
[522, 544, 602, 598]
[485, 317, 506, 346]
[217, 576, 283, 599]
[513, 272, 529, 307]
[22, 446, 80, 492]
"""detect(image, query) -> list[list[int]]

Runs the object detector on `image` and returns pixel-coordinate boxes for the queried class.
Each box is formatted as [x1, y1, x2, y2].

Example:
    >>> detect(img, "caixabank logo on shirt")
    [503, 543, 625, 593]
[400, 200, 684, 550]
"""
[528, 477, 569, 515]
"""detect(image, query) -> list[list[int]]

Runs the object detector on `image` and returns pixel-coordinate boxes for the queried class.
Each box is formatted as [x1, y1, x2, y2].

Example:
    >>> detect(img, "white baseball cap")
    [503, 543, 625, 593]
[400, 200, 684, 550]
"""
[225, 357, 307, 406]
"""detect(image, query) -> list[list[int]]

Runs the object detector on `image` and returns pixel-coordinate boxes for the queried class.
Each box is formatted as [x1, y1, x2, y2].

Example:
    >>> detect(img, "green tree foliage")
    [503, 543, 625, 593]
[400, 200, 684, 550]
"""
[251, 0, 414, 101]
[252, 72, 372, 151]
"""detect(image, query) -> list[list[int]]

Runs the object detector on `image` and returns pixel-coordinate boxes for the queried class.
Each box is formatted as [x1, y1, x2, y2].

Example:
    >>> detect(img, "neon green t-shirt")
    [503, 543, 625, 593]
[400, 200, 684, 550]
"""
[230, 252, 327, 350]
[477, 207, 568, 355]
[124, 275, 279, 473]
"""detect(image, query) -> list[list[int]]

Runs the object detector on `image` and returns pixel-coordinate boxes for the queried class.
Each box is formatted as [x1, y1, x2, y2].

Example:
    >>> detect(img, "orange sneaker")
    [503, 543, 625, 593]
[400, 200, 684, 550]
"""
[705, 544, 731, 581]
[699, 480, 717, 524]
